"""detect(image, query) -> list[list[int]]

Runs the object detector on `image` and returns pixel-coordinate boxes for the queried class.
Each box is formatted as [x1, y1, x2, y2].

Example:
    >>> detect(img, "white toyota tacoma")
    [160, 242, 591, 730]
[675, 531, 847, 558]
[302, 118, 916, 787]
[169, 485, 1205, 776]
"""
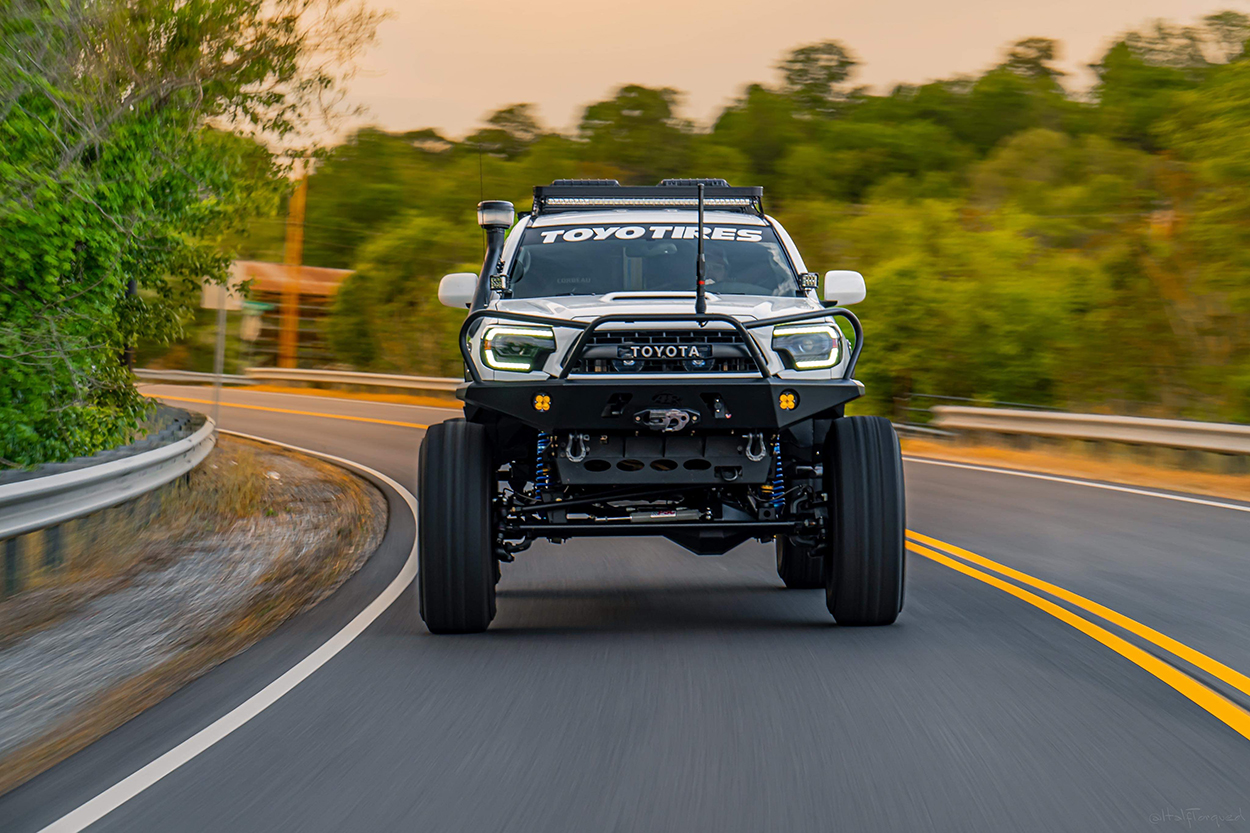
[419, 179, 904, 633]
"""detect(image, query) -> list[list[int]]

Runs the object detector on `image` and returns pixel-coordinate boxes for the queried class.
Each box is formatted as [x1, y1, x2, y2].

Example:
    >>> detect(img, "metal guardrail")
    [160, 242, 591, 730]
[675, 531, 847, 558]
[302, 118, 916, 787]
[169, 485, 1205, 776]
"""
[931, 406, 1250, 455]
[892, 423, 956, 440]
[0, 417, 217, 540]
[136, 366, 1250, 457]
[243, 367, 461, 392]
[134, 368, 257, 385]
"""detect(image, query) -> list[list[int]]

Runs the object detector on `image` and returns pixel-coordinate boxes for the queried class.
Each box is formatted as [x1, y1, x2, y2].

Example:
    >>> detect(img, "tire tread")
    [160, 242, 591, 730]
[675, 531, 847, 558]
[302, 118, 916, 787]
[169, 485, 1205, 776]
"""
[418, 419, 496, 633]
[825, 416, 905, 625]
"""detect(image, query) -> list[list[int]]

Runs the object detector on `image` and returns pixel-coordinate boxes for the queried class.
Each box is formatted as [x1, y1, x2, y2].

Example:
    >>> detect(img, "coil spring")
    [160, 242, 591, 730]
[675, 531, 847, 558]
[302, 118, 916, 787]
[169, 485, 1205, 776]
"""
[535, 432, 553, 495]
[770, 437, 785, 509]
[759, 436, 786, 510]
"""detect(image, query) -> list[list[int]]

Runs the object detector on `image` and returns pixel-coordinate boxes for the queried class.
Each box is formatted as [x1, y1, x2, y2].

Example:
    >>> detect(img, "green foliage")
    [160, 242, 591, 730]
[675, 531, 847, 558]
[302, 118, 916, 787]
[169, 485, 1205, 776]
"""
[466, 104, 544, 159]
[1156, 56, 1250, 417]
[779, 40, 858, 116]
[579, 86, 692, 182]
[709, 85, 802, 190]
[0, 0, 379, 464]
[1092, 13, 1248, 149]
[326, 216, 478, 377]
[297, 10, 1250, 422]
[14, 3, 1246, 452]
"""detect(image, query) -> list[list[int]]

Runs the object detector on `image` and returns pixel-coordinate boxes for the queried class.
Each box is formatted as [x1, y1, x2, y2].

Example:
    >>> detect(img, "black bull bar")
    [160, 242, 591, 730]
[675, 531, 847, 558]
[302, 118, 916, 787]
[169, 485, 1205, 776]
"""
[457, 308, 864, 431]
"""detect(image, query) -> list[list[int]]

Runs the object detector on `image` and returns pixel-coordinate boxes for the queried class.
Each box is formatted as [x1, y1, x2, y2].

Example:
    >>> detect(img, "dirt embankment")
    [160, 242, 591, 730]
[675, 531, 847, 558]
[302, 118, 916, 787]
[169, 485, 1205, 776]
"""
[0, 436, 387, 795]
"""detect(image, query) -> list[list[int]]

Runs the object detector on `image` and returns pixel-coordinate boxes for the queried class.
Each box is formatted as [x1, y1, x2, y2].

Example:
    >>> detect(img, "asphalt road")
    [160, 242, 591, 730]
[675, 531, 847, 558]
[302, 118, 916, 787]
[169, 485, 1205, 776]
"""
[4, 384, 1250, 832]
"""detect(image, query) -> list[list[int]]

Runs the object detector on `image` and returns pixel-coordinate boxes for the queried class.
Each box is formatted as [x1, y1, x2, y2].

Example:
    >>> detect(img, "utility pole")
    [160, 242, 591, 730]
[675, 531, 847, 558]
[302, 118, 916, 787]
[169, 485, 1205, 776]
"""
[280, 174, 308, 369]
[211, 265, 234, 428]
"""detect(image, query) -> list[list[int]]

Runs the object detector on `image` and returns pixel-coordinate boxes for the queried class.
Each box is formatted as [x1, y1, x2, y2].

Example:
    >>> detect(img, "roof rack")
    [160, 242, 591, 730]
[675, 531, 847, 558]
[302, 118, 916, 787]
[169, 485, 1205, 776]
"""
[531, 180, 764, 217]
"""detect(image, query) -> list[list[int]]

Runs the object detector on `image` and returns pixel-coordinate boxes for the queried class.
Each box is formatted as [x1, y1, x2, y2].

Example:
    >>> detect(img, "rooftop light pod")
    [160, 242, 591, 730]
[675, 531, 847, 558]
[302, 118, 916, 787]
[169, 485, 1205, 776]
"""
[477, 200, 515, 230]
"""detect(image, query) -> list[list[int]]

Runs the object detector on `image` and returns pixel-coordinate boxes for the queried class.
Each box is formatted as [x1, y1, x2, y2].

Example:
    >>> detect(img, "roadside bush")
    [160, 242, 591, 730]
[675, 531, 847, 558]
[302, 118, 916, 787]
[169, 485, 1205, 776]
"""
[0, 0, 378, 465]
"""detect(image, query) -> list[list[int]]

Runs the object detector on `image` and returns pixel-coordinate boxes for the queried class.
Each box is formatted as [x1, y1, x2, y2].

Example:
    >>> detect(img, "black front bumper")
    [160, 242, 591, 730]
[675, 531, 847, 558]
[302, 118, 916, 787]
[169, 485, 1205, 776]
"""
[460, 376, 862, 431]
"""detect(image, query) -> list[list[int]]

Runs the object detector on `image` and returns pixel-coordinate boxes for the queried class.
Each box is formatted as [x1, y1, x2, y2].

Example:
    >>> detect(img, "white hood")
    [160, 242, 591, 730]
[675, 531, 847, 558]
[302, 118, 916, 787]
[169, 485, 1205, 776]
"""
[472, 291, 844, 381]
[496, 292, 821, 323]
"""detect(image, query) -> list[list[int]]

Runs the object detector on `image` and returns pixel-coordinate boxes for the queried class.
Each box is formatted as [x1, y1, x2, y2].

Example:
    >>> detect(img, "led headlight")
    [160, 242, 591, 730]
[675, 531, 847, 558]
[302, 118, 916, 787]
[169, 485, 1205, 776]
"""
[772, 324, 841, 370]
[482, 325, 556, 372]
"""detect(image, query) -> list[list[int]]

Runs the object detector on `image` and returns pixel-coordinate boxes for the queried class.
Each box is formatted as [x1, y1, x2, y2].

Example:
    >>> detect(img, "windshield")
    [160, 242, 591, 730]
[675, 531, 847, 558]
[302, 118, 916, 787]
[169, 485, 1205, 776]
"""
[507, 223, 800, 298]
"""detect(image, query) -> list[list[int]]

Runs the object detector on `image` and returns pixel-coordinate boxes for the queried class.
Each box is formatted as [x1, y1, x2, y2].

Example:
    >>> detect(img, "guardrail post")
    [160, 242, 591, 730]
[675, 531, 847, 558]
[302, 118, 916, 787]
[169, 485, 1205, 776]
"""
[44, 524, 63, 569]
[4, 537, 19, 597]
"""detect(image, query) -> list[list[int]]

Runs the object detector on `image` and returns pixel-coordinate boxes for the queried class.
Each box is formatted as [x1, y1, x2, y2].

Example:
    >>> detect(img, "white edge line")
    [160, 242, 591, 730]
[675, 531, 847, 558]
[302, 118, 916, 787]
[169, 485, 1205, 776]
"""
[39, 430, 420, 833]
[903, 455, 1250, 515]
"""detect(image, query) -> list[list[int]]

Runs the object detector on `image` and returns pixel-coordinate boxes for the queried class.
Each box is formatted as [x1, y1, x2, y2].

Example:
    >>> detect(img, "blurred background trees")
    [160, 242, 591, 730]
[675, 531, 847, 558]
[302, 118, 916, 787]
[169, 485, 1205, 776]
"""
[7, 4, 1249, 463]
[224, 10, 1244, 421]
[228, 10, 1247, 422]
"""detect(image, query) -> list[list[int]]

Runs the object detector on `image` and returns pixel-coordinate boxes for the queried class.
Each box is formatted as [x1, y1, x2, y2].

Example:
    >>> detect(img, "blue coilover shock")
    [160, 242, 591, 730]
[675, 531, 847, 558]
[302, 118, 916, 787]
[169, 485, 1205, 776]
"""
[534, 432, 553, 520]
[534, 432, 553, 496]
[769, 436, 785, 511]
[759, 436, 786, 512]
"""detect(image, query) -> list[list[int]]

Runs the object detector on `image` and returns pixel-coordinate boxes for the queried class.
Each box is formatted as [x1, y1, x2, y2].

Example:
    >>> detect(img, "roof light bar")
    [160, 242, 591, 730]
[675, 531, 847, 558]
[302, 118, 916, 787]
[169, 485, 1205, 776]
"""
[533, 182, 765, 217]
[543, 196, 754, 208]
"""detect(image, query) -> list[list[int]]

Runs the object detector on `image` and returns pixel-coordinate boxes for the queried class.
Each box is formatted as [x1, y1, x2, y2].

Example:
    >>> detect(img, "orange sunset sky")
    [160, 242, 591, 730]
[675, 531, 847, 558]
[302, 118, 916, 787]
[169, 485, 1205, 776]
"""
[335, 0, 1247, 139]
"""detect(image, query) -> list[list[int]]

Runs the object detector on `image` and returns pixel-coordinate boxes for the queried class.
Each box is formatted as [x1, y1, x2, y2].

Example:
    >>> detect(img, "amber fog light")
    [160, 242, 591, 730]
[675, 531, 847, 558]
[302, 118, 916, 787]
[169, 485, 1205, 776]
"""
[779, 391, 798, 411]
[534, 393, 552, 412]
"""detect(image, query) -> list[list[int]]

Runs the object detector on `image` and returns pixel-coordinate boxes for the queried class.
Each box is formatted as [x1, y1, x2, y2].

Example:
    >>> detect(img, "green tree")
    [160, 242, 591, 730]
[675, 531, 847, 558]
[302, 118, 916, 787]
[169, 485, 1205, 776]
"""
[1158, 57, 1250, 417]
[708, 84, 803, 189]
[292, 10, 1250, 422]
[778, 40, 858, 116]
[578, 85, 692, 183]
[1201, 11, 1250, 62]
[1091, 13, 1247, 150]
[1091, 42, 1203, 149]
[1001, 37, 1066, 79]
[326, 215, 479, 376]
[466, 104, 544, 159]
[303, 129, 436, 269]
[1, 0, 380, 465]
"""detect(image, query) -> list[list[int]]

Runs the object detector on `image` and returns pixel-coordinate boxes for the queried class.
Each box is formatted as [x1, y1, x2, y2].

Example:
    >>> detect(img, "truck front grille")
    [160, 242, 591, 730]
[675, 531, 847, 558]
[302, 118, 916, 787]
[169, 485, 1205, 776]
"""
[569, 329, 758, 374]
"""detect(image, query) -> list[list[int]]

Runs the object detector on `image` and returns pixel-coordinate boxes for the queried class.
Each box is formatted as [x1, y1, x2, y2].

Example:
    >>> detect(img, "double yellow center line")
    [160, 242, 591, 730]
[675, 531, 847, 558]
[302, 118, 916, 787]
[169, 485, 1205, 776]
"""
[150, 390, 1249, 740]
[909, 532, 1250, 742]
[146, 394, 431, 430]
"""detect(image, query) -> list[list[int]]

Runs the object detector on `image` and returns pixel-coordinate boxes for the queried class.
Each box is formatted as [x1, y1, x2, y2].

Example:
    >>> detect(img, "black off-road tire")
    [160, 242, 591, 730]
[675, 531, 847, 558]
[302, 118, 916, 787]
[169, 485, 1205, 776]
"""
[824, 416, 905, 626]
[417, 419, 496, 634]
[776, 536, 826, 589]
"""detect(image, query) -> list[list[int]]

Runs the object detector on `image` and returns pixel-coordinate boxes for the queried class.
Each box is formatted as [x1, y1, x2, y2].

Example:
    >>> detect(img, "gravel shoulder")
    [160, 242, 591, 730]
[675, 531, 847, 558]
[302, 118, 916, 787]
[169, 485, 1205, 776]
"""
[0, 436, 387, 795]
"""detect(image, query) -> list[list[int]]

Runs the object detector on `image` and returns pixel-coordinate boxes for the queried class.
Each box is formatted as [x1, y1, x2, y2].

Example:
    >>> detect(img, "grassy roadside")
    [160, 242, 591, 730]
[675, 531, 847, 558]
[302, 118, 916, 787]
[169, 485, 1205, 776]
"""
[901, 438, 1250, 504]
[0, 436, 387, 796]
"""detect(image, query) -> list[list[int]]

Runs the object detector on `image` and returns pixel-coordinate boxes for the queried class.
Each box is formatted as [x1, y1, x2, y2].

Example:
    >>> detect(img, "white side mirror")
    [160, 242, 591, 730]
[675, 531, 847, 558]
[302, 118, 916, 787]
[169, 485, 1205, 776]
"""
[438, 272, 478, 309]
[824, 270, 866, 306]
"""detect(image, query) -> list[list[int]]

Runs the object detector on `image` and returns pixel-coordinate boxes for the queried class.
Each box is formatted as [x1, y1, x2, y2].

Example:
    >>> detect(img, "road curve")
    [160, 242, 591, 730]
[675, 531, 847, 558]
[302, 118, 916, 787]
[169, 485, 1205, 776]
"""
[3, 384, 1250, 832]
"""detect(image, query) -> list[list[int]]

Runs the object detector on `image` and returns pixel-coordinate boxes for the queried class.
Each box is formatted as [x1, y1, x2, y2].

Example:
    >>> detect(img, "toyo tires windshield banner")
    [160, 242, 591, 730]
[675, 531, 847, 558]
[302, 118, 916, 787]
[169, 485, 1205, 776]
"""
[509, 224, 800, 298]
